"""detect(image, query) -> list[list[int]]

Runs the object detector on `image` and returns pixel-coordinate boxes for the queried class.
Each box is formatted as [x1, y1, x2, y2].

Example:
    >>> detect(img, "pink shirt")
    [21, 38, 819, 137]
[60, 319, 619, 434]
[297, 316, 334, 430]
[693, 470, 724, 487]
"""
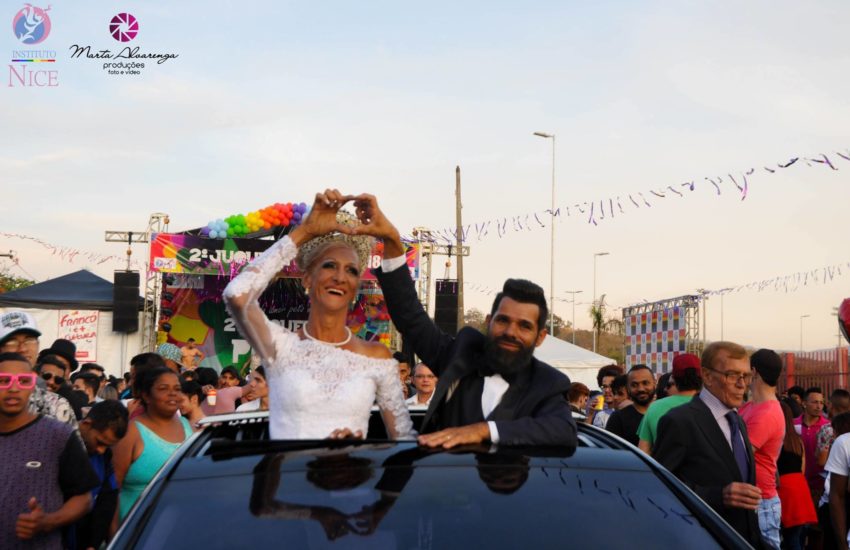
[740, 400, 785, 498]
[794, 413, 831, 491]
[200, 386, 243, 415]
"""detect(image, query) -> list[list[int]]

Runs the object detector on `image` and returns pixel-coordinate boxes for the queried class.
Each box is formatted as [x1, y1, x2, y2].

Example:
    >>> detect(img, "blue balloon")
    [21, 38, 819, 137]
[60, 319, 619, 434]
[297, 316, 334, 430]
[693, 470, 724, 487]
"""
[209, 230, 219, 239]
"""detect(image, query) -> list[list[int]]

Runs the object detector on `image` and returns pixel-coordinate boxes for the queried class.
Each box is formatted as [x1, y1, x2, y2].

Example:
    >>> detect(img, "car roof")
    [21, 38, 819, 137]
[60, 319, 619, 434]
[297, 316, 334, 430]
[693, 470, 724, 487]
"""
[112, 412, 752, 550]
[174, 411, 651, 480]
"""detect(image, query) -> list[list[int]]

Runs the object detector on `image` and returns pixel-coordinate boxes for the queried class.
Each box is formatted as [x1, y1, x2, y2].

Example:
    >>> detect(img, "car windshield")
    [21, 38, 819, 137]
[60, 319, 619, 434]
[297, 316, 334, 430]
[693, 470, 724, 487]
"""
[130, 444, 724, 549]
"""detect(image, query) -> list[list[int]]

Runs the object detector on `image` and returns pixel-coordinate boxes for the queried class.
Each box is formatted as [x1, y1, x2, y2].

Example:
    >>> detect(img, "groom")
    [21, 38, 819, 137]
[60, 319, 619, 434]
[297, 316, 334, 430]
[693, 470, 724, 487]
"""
[354, 194, 576, 449]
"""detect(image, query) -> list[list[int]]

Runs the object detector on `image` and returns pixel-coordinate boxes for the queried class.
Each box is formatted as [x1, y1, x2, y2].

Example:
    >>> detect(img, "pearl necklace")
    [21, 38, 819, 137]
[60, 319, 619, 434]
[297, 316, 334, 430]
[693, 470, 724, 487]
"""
[302, 325, 353, 347]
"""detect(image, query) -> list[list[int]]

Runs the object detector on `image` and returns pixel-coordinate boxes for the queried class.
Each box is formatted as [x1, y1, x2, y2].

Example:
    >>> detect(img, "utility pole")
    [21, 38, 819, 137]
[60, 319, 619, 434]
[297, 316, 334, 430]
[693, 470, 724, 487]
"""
[455, 166, 464, 330]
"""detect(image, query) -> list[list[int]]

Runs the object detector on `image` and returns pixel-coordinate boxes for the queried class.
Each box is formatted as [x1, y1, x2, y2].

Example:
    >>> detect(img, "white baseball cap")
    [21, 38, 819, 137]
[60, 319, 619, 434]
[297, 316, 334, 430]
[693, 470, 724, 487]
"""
[0, 311, 41, 346]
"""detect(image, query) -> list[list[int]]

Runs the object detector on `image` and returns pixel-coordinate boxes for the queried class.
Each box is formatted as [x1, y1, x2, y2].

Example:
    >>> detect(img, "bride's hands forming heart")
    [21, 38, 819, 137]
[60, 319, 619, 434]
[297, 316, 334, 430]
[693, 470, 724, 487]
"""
[290, 188, 356, 246]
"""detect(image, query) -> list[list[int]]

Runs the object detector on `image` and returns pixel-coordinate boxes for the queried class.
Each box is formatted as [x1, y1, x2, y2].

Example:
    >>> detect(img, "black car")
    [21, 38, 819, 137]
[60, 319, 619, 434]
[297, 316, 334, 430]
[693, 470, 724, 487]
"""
[110, 411, 751, 549]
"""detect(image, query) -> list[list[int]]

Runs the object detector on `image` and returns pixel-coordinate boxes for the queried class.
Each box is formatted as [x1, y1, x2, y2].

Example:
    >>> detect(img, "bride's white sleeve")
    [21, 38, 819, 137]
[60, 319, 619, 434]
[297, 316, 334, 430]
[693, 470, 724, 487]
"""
[222, 236, 298, 366]
[376, 361, 416, 440]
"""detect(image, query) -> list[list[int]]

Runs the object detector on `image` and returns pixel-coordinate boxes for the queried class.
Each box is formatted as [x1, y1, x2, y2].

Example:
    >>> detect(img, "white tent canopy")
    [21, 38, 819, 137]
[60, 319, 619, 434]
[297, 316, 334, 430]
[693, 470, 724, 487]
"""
[534, 335, 616, 389]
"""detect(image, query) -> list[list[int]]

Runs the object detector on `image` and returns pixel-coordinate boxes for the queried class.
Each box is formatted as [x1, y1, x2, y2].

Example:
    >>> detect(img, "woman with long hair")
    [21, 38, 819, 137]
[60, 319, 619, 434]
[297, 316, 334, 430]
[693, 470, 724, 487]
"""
[237, 366, 270, 412]
[223, 189, 412, 440]
[113, 366, 193, 520]
[777, 401, 817, 549]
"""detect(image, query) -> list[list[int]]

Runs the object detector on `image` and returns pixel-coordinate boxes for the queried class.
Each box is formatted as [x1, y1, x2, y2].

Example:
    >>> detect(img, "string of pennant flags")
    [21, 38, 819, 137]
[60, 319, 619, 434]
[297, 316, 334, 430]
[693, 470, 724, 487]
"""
[463, 258, 850, 310]
[401, 148, 849, 244]
[699, 260, 850, 298]
[3, 146, 847, 295]
[0, 233, 143, 270]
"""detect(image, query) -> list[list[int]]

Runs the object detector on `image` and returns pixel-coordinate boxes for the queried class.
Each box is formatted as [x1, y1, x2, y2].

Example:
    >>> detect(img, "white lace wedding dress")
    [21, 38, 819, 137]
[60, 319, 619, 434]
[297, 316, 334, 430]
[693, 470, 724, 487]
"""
[223, 235, 414, 440]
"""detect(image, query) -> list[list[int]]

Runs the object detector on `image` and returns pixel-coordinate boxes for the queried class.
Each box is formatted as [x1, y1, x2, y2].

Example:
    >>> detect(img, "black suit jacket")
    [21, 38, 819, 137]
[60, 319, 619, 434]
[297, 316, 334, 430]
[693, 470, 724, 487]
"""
[375, 265, 576, 447]
[654, 395, 762, 547]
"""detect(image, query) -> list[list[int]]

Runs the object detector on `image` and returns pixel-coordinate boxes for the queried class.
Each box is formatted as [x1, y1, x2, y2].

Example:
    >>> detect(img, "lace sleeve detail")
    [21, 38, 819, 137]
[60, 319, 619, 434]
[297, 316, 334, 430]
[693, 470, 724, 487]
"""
[375, 360, 416, 440]
[223, 236, 298, 365]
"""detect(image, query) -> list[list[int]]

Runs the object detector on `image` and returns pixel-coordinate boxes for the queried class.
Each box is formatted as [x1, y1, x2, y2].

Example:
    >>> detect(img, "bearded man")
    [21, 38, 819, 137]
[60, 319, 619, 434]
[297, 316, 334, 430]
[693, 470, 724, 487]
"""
[606, 364, 656, 446]
[356, 193, 576, 449]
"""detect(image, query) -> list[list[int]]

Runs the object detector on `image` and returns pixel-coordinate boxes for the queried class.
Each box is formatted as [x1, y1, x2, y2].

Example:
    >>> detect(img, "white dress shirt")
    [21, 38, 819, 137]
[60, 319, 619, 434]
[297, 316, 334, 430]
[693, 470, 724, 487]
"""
[383, 255, 506, 443]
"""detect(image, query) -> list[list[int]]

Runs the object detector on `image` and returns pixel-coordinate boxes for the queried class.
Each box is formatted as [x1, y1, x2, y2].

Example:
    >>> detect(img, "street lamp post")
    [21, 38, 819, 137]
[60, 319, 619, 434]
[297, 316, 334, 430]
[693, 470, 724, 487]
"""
[592, 252, 609, 352]
[564, 290, 583, 345]
[534, 132, 556, 335]
[800, 314, 811, 353]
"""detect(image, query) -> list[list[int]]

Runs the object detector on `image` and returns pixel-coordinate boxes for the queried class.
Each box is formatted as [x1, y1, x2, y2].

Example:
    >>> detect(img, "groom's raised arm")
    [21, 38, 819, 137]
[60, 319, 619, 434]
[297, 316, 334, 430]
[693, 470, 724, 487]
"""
[374, 259, 454, 374]
[352, 194, 455, 374]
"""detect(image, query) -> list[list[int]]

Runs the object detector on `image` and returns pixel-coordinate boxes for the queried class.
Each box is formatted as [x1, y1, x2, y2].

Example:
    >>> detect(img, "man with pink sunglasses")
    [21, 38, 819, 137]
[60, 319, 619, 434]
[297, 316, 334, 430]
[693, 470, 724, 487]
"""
[0, 352, 99, 549]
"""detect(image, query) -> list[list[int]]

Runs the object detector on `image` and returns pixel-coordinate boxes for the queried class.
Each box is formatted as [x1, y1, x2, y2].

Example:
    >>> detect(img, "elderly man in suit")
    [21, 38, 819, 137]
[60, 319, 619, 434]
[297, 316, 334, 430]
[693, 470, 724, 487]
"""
[352, 194, 576, 449]
[654, 341, 763, 547]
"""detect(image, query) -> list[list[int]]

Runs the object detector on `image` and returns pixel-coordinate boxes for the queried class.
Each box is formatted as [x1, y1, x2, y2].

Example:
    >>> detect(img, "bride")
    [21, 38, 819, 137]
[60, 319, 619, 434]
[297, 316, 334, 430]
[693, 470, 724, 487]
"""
[223, 189, 414, 440]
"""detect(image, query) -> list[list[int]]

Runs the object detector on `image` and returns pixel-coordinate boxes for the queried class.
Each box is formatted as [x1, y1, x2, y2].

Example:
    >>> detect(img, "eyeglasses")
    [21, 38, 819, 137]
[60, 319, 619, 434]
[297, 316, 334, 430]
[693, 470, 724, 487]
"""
[0, 336, 39, 352]
[413, 374, 436, 380]
[705, 367, 753, 385]
[41, 372, 65, 385]
[0, 373, 37, 390]
[600, 384, 612, 390]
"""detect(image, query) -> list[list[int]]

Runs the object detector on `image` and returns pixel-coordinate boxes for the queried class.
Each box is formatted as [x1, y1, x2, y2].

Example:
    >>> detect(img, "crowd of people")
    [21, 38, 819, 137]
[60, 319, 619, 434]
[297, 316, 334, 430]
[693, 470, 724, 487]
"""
[3, 189, 845, 550]
[573, 345, 850, 549]
[0, 310, 278, 550]
[1, 190, 578, 549]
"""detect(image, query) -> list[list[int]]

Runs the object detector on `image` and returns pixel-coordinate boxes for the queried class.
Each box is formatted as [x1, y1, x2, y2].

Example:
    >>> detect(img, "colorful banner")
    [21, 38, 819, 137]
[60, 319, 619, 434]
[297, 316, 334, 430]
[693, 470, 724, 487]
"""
[57, 310, 98, 362]
[159, 275, 391, 373]
[624, 307, 686, 373]
[150, 233, 420, 281]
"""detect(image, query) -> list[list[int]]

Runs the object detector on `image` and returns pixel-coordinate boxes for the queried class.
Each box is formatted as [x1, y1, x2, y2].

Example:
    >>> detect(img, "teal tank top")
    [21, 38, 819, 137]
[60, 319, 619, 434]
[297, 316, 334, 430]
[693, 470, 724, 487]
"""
[119, 417, 192, 519]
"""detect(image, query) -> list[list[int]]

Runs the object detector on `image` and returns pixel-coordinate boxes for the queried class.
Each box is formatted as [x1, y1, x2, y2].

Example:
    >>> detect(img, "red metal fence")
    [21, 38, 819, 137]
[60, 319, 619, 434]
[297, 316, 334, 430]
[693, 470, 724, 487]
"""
[780, 347, 850, 394]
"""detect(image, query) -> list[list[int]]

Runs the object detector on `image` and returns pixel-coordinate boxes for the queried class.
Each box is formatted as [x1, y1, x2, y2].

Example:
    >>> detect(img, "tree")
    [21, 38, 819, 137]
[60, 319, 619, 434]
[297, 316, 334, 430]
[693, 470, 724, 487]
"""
[464, 308, 487, 333]
[549, 314, 570, 339]
[589, 295, 607, 346]
[588, 294, 622, 343]
[0, 272, 35, 293]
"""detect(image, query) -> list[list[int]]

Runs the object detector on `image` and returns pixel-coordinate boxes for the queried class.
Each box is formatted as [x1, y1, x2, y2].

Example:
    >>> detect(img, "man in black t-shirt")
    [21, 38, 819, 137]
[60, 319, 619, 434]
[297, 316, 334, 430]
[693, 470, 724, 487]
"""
[0, 352, 99, 550]
[606, 365, 656, 446]
[73, 400, 128, 550]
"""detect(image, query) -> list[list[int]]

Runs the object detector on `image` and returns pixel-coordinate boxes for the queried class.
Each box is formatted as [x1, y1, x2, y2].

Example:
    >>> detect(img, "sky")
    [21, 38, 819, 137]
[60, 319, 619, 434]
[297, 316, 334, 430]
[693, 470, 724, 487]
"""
[2, 0, 849, 352]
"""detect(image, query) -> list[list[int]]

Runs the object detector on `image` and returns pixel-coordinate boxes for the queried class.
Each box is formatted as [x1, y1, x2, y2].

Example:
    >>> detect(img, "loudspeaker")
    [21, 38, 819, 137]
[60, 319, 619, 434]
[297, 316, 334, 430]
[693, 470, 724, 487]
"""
[113, 271, 140, 333]
[434, 279, 458, 335]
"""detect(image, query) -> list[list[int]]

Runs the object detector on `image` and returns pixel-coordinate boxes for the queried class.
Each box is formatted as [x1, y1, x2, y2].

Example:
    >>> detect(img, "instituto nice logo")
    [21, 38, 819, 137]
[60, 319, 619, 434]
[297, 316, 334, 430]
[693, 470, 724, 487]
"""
[12, 4, 51, 44]
[110, 13, 139, 42]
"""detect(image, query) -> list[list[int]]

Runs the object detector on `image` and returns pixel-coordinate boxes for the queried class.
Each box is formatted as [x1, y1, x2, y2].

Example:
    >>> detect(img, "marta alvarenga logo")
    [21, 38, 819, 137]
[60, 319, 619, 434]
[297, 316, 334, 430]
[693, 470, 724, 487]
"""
[109, 12, 138, 43]
[68, 11, 178, 76]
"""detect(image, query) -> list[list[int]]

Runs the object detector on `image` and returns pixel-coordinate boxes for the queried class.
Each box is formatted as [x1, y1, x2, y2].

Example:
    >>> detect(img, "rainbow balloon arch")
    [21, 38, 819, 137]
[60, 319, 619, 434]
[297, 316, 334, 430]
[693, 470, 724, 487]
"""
[202, 202, 310, 239]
